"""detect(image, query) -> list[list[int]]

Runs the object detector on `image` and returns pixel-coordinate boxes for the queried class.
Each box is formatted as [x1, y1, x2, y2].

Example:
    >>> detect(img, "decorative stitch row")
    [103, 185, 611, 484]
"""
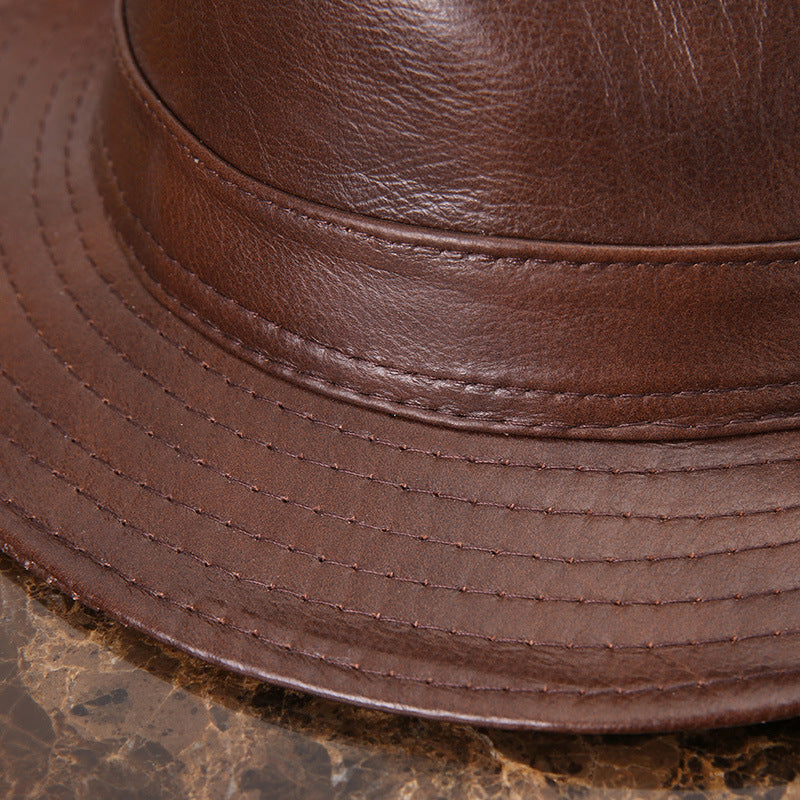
[2, 407, 793, 614]
[40, 113, 800, 528]
[4, 491, 800, 700]
[100, 136, 800, 407]
[62, 146, 799, 475]
[21, 176, 800, 553]
[103, 154, 800, 432]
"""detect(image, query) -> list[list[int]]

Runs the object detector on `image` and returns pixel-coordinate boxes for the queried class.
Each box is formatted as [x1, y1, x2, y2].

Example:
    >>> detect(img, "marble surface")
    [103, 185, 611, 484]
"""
[2, 554, 800, 800]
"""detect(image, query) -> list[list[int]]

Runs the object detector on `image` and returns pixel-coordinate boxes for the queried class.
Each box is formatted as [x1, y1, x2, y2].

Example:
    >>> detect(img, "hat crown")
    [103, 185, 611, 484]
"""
[125, 0, 800, 247]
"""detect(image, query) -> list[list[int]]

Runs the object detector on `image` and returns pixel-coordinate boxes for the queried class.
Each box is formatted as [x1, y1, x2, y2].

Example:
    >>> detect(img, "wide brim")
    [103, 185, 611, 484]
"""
[5, 0, 800, 734]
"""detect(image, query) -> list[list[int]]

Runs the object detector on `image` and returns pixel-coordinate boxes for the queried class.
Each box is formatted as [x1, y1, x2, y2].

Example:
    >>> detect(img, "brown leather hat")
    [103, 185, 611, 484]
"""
[4, 0, 800, 734]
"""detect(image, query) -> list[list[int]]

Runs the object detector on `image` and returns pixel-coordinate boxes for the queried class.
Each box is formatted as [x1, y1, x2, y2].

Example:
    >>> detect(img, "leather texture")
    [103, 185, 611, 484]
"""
[3, 0, 800, 734]
[124, 0, 800, 247]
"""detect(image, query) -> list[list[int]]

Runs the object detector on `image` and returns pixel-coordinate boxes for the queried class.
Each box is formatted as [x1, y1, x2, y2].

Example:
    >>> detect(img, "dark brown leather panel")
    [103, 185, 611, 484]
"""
[124, 0, 800, 246]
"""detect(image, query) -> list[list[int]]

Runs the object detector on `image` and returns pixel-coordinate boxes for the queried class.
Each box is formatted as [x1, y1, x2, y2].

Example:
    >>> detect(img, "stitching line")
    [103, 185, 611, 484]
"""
[100, 135, 800, 405]
[28, 132, 800, 553]
[1, 388, 793, 610]
[47, 115, 800, 527]
[0, 60, 789, 606]
[107, 36, 800, 408]
[63, 170, 800, 476]
[73, 204, 800, 521]
[101, 149, 800, 431]
[4, 420, 794, 634]
[9, 65, 799, 562]
[62, 238, 800, 477]
[9, 266, 791, 570]
[4, 490, 800, 698]
[12, 262, 800, 535]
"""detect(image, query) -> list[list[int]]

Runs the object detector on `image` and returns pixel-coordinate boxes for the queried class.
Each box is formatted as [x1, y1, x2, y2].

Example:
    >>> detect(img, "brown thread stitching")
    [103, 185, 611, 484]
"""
[107, 33, 800, 408]
[3, 407, 796, 613]
[0, 15, 63, 133]
[2, 28, 798, 579]
[100, 136, 800, 410]
[54, 216, 800, 479]
[7, 418, 797, 632]
[47, 215, 800, 526]
[12, 225, 800, 539]
[15, 69, 800, 558]
[104, 162, 800, 432]
[44, 79, 800, 528]
[5, 491, 800, 698]
[27, 135, 800, 547]
[64, 176, 800, 478]
[5, 335, 798, 572]
[9, 250, 789, 566]
[41, 104, 800, 526]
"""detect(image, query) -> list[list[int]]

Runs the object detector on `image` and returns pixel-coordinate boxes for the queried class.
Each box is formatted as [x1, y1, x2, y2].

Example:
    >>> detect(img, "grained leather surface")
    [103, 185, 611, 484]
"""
[98, 0, 800, 439]
[124, 0, 800, 246]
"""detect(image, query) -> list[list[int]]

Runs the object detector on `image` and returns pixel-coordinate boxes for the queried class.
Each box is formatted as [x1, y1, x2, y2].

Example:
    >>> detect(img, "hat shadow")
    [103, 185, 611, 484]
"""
[1, 553, 797, 799]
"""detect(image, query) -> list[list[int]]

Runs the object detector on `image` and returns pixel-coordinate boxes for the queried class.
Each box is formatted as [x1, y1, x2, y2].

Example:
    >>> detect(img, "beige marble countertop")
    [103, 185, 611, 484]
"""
[2, 554, 799, 800]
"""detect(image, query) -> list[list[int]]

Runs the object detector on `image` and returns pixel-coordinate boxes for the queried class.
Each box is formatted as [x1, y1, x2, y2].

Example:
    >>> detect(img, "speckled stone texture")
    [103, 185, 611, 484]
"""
[1, 554, 800, 800]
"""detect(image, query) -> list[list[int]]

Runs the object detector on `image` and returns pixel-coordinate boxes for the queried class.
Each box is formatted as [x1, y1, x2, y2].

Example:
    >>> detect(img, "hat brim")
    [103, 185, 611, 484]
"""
[5, 0, 800, 734]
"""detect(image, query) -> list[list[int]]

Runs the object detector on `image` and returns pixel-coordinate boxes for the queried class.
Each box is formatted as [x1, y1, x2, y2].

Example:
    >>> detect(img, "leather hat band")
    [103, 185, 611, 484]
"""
[95, 2, 800, 440]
